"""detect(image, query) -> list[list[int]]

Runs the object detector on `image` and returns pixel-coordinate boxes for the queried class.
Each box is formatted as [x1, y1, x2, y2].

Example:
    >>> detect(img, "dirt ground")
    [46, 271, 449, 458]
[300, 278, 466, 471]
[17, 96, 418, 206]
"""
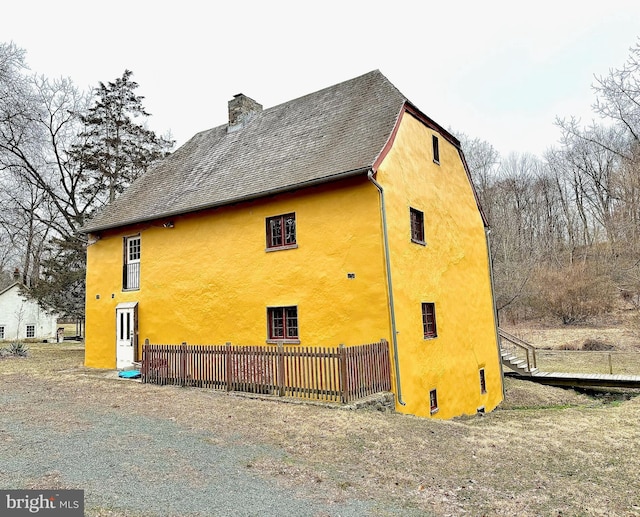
[1, 334, 640, 516]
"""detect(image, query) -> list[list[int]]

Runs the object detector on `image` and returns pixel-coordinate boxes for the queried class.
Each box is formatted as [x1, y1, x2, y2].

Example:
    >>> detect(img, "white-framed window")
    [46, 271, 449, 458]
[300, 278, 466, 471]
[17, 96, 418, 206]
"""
[0, 326, 4, 339]
[123, 235, 141, 290]
[26, 325, 35, 338]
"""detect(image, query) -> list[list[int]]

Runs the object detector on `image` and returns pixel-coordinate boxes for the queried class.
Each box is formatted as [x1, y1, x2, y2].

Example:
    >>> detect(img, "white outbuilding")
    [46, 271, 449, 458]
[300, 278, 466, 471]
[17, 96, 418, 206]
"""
[0, 282, 59, 342]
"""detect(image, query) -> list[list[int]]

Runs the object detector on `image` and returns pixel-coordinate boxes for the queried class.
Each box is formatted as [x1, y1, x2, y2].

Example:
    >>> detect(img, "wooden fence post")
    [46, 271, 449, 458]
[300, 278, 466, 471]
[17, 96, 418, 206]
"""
[225, 342, 232, 392]
[339, 344, 347, 404]
[181, 342, 187, 387]
[609, 353, 613, 375]
[277, 342, 285, 397]
[142, 338, 150, 382]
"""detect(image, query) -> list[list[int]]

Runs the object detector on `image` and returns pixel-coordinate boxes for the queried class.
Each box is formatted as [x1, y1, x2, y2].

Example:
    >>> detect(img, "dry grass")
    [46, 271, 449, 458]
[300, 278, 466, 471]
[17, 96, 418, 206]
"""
[2, 333, 640, 516]
[502, 311, 640, 374]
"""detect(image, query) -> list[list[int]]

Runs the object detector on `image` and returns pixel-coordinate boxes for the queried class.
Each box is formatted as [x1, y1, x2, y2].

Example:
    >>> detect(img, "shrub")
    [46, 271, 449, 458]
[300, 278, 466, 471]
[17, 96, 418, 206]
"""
[582, 339, 615, 351]
[528, 264, 616, 324]
[8, 342, 29, 357]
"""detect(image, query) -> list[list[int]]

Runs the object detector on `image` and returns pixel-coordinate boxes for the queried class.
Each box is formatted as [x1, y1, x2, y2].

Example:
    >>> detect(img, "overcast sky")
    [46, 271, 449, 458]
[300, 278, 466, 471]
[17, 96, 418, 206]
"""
[5, 1, 640, 158]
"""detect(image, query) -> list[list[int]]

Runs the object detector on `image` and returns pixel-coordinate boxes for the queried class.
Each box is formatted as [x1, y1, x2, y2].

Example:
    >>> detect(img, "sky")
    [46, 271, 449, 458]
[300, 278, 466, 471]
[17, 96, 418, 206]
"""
[4, 1, 640, 158]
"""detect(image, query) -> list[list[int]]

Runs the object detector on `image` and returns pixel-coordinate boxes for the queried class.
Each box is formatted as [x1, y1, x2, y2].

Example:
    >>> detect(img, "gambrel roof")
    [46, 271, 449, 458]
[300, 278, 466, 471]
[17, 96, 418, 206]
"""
[82, 70, 461, 233]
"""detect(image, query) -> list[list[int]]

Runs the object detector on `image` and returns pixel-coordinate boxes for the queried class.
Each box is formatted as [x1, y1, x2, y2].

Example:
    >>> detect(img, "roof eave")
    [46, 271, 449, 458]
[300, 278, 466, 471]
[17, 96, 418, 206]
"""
[81, 166, 373, 234]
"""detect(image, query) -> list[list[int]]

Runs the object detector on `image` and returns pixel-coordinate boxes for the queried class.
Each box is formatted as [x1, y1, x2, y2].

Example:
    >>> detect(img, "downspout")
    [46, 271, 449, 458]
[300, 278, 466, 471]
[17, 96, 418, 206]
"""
[485, 227, 506, 399]
[368, 170, 405, 406]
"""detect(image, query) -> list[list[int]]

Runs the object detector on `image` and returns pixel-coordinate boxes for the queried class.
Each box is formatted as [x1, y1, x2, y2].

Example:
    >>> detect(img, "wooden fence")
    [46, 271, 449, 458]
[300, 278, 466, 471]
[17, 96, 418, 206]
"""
[140, 340, 392, 404]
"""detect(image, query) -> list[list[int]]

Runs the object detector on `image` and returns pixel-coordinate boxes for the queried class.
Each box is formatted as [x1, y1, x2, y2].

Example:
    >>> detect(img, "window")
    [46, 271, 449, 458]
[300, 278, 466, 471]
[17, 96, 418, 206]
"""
[123, 235, 141, 290]
[429, 389, 439, 414]
[0, 326, 4, 339]
[432, 135, 440, 164]
[410, 208, 425, 244]
[266, 213, 296, 249]
[26, 325, 35, 338]
[267, 306, 299, 342]
[479, 368, 487, 394]
[422, 302, 437, 339]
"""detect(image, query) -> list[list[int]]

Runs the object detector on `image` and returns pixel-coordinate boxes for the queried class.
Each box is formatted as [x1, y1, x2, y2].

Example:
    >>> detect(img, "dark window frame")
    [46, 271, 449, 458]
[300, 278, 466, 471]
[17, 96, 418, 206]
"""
[429, 388, 439, 414]
[410, 207, 426, 245]
[432, 135, 440, 164]
[267, 306, 299, 343]
[479, 368, 487, 394]
[422, 302, 437, 339]
[26, 324, 35, 338]
[266, 213, 297, 250]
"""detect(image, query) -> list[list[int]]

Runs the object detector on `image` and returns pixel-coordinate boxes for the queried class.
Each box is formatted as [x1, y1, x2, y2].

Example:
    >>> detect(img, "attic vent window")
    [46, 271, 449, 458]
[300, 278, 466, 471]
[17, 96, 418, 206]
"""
[432, 135, 440, 164]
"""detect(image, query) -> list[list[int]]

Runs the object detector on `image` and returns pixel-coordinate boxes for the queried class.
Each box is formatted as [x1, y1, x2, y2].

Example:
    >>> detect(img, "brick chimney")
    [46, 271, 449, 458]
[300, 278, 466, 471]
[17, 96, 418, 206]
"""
[228, 93, 262, 132]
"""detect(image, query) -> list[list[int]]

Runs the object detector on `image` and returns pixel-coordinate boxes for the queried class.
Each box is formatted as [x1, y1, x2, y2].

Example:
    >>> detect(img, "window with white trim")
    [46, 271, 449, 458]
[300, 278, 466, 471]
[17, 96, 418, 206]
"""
[123, 235, 141, 290]
[26, 325, 35, 338]
[0, 326, 4, 339]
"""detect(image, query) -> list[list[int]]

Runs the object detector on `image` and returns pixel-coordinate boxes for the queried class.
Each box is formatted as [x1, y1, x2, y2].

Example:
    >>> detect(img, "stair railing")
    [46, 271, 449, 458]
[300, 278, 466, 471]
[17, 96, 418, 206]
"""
[498, 328, 537, 372]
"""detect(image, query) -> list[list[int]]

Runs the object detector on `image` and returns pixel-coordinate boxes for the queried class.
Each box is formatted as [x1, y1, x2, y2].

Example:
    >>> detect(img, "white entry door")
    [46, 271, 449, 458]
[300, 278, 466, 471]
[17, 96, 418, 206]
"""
[116, 302, 138, 369]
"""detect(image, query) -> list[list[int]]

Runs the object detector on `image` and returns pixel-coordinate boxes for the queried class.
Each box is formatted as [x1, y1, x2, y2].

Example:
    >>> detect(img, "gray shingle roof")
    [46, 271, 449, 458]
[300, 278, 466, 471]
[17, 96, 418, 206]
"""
[82, 70, 407, 233]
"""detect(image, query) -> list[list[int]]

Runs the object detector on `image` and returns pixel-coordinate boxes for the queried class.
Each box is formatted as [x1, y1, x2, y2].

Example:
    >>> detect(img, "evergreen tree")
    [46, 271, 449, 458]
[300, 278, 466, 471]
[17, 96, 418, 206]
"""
[21, 70, 174, 318]
[71, 69, 174, 204]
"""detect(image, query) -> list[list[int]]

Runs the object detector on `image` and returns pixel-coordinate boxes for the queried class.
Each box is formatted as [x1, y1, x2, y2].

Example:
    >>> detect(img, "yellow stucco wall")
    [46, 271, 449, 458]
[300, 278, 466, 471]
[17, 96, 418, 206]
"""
[376, 112, 503, 418]
[85, 112, 503, 419]
[85, 178, 392, 369]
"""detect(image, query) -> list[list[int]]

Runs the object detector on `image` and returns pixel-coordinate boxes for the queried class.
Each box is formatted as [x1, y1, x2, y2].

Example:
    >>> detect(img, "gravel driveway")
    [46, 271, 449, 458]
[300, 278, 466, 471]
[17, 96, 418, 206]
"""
[0, 369, 415, 517]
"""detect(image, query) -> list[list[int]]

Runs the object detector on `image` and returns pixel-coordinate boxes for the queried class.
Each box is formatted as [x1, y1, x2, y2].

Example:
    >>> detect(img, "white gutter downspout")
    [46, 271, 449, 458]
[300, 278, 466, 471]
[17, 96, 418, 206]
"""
[368, 170, 406, 406]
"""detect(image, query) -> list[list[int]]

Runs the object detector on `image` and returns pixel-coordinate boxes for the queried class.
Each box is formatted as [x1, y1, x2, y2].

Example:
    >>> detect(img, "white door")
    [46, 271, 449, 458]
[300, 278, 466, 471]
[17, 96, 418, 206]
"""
[116, 303, 137, 369]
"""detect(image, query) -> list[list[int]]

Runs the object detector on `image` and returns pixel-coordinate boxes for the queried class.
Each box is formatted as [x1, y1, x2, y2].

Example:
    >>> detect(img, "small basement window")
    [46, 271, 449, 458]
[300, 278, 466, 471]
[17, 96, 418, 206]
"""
[429, 388, 439, 414]
[479, 368, 487, 394]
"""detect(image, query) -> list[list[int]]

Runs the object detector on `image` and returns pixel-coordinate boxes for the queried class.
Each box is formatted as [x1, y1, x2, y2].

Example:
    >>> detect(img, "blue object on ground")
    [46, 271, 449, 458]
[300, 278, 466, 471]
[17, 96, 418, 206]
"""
[118, 370, 141, 379]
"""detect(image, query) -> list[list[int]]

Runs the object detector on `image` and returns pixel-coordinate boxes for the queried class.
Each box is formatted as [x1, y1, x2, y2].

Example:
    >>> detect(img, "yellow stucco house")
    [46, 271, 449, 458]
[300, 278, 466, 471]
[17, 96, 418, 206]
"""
[82, 70, 503, 419]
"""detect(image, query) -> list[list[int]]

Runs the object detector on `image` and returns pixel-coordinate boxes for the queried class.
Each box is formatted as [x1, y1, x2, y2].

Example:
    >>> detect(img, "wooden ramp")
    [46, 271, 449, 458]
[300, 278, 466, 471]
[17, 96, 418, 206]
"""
[499, 328, 640, 389]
